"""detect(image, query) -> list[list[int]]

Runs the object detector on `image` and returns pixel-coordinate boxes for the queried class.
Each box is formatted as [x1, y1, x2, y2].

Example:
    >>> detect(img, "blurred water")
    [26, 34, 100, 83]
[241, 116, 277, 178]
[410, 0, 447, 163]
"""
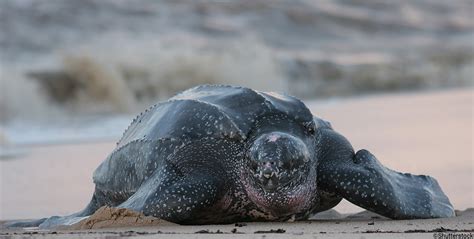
[2, 115, 132, 146]
[1, 0, 473, 125]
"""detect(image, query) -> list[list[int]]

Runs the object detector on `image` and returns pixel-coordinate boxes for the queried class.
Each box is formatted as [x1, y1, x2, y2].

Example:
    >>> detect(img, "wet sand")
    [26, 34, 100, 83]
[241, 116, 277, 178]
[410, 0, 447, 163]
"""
[1, 209, 473, 238]
[0, 88, 473, 237]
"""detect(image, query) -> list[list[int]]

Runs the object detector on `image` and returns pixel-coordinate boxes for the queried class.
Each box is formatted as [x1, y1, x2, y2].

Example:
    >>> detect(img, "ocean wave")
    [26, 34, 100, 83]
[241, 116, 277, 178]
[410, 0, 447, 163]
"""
[1, 0, 473, 125]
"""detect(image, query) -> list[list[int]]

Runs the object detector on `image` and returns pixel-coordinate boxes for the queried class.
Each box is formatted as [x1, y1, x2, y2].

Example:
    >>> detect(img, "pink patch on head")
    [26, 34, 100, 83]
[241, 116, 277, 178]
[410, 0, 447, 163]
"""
[267, 134, 280, 142]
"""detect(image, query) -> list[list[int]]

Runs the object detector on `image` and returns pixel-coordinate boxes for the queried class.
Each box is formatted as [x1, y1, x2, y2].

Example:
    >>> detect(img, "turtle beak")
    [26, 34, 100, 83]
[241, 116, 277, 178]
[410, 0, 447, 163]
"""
[262, 167, 276, 179]
[259, 162, 279, 191]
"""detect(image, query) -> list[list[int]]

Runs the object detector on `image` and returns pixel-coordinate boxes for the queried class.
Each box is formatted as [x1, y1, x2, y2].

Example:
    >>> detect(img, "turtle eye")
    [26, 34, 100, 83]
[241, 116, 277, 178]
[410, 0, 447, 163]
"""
[280, 158, 294, 170]
[304, 121, 316, 135]
[249, 159, 258, 171]
[282, 156, 306, 171]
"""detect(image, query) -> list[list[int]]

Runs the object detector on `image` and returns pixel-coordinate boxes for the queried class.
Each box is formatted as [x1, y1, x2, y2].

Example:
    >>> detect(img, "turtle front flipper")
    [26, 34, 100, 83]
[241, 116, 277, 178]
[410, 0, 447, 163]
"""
[118, 165, 225, 223]
[117, 138, 241, 224]
[316, 128, 455, 219]
[5, 193, 104, 229]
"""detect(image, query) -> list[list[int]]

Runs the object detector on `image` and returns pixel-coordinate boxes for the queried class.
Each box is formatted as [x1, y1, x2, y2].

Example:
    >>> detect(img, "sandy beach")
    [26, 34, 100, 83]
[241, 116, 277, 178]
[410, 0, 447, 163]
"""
[0, 88, 473, 238]
[1, 0, 473, 237]
[1, 208, 473, 238]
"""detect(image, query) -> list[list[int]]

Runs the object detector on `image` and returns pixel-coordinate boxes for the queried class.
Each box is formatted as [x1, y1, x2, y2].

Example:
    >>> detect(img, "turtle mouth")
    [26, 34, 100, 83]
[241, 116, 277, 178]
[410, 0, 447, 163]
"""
[257, 171, 280, 192]
[253, 166, 305, 193]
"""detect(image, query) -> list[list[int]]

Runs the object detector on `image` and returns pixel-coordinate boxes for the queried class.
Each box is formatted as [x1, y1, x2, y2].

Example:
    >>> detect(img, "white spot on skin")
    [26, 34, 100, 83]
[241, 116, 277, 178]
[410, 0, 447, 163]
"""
[267, 134, 281, 142]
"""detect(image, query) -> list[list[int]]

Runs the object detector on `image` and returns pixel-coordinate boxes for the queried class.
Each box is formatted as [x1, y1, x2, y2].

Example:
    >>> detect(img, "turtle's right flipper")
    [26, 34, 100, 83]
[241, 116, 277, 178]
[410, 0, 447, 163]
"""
[116, 138, 238, 223]
[5, 214, 88, 229]
[5, 193, 102, 229]
[118, 165, 225, 223]
[4, 218, 47, 228]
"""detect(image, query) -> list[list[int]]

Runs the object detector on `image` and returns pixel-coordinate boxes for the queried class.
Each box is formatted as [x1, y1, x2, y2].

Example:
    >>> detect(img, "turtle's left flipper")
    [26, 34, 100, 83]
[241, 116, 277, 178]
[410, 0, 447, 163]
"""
[317, 129, 455, 219]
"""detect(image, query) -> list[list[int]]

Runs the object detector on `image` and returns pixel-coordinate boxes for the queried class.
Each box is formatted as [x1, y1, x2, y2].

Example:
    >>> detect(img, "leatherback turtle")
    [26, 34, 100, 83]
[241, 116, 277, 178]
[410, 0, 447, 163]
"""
[15, 85, 455, 228]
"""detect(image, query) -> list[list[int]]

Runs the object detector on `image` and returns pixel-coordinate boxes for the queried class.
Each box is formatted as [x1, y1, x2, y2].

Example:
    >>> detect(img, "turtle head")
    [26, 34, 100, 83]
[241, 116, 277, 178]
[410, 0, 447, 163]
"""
[244, 131, 317, 216]
[248, 132, 311, 192]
